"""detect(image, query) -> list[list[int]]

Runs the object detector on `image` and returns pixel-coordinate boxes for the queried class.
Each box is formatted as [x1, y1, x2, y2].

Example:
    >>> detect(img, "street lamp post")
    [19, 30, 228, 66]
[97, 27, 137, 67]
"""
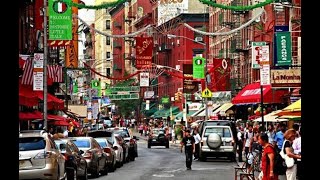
[43, 0, 48, 131]
[167, 34, 209, 121]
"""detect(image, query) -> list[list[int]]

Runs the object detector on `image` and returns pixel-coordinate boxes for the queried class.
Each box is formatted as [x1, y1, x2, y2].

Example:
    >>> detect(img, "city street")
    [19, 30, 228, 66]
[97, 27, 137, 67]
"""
[91, 135, 238, 180]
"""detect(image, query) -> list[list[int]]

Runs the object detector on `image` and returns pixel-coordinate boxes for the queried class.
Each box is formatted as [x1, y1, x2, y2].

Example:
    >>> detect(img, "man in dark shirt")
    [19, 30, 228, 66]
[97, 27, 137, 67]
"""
[180, 129, 195, 170]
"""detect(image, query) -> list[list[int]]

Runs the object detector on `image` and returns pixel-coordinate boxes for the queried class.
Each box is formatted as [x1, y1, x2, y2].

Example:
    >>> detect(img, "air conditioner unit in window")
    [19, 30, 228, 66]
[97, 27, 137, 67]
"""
[195, 37, 203, 42]
[177, 39, 180, 45]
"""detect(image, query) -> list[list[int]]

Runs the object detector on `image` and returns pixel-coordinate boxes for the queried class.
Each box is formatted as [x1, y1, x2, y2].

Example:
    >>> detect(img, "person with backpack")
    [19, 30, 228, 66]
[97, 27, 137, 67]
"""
[258, 132, 278, 180]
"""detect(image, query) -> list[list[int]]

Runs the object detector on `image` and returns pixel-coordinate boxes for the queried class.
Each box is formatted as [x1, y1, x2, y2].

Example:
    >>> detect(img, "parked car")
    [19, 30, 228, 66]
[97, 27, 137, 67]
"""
[87, 130, 124, 168]
[70, 137, 107, 177]
[95, 137, 117, 172]
[19, 130, 66, 180]
[112, 127, 139, 160]
[54, 138, 88, 180]
[148, 128, 169, 148]
[198, 125, 236, 162]
[114, 134, 130, 163]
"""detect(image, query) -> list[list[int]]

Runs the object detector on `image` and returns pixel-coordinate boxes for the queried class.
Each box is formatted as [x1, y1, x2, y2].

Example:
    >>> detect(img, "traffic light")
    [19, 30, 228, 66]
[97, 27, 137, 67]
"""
[175, 92, 179, 101]
[178, 91, 183, 101]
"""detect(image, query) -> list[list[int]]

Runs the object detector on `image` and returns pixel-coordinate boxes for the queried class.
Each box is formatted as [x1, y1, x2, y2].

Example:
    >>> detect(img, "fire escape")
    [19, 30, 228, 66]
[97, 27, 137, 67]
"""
[225, 0, 250, 94]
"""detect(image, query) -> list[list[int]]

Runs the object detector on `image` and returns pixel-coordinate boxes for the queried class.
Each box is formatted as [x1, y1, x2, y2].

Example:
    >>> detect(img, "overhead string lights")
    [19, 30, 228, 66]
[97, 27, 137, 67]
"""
[183, 9, 265, 36]
[58, 0, 127, 9]
[198, 0, 273, 11]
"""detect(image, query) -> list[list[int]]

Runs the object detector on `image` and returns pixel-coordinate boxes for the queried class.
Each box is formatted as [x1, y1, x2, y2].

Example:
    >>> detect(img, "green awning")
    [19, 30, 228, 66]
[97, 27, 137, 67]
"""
[144, 107, 158, 117]
[175, 110, 198, 119]
[153, 106, 180, 118]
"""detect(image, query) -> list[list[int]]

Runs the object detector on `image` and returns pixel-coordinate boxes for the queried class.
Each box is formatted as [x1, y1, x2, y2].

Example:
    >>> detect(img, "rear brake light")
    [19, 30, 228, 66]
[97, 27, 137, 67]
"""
[83, 151, 93, 159]
[34, 151, 52, 159]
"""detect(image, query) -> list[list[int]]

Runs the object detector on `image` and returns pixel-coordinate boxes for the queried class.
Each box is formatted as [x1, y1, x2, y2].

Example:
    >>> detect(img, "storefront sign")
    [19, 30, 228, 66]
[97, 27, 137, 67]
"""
[186, 102, 202, 110]
[275, 32, 292, 66]
[183, 64, 199, 93]
[140, 72, 150, 87]
[135, 37, 153, 69]
[271, 69, 301, 87]
[48, 0, 72, 40]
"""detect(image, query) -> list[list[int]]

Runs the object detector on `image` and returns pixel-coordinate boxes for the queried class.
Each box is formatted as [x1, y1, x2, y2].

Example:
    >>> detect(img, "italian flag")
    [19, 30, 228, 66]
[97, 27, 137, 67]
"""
[54, 1, 67, 13]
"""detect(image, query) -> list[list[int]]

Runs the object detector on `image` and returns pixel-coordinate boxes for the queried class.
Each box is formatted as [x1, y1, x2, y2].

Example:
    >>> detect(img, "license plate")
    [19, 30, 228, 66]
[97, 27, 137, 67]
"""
[152, 139, 156, 141]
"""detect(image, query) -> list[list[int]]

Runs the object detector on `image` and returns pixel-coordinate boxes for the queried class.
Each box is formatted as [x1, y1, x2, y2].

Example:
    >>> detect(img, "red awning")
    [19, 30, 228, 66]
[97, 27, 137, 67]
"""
[49, 120, 70, 126]
[19, 84, 39, 107]
[36, 91, 64, 110]
[19, 111, 43, 121]
[48, 114, 67, 121]
[232, 82, 287, 104]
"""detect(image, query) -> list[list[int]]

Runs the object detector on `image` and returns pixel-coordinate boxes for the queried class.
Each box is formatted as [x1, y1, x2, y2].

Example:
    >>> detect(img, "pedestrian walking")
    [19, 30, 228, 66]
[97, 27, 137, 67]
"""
[243, 124, 254, 167]
[171, 126, 176, 144]
[258, 132, 278, 180]
[292, 127, 301, 180]
[283, 129, 301, 180]
[237, 127, 245, 162]
[193, 129, 201, 160]
[274, 123, 286, 152]
[180, 129, 195, 170]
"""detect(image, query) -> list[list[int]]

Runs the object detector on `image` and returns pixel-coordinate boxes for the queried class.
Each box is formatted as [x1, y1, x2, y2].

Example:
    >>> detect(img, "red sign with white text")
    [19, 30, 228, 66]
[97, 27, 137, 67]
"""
[207, 58, 231, 91]
[135, 37, 153, 69]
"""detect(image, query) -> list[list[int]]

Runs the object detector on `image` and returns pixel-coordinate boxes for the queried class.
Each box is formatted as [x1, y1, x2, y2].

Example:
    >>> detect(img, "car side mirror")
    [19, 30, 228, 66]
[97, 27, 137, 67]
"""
[79, 150, 84, 155]
[59, 144, 66, 151]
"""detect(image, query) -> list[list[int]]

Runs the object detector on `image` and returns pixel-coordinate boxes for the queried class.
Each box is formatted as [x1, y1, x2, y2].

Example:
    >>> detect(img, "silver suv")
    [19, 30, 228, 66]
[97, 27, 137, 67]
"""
[19, 130, 66, 180]
[199, 125, 236, 162]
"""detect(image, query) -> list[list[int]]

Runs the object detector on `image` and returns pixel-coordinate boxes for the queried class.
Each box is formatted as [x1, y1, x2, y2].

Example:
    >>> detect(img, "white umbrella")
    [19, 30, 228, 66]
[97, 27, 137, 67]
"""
[254, 110, 288, 122]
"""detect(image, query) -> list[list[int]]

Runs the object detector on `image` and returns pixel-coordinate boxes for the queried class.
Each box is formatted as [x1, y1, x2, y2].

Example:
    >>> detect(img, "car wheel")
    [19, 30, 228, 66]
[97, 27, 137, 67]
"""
[166, 143, 169, 148]
[229, 153, 236, 162]
[148, 143, 151, 148]
[199, 154, 207, 162]
[91, 164, 99, 178]
[109, 160, 115, 172]
[67, 168, 77, 180]
[79, 167, 88, 180]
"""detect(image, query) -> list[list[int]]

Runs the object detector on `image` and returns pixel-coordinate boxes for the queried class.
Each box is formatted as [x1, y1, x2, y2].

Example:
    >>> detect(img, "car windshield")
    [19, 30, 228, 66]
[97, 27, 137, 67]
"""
[72, 139, 90, 148]
[204, 127, 231, 138]
[152, 129, 165, 135]
[19, 137, 46, 151]
[96, 139, 107, 148]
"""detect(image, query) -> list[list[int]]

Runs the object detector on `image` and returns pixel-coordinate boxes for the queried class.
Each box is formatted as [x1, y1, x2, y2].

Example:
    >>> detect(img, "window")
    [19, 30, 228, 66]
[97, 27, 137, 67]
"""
[19, 137, 46, 151]
[106, 52, 111, 58]
[204, 127, 231, 138]
[106, 37, 111, 45]
[194, 26, 204, 41]
[72, 139, 90, 148]
[106, 68, 111, 76]
[106, 20, 111, 30]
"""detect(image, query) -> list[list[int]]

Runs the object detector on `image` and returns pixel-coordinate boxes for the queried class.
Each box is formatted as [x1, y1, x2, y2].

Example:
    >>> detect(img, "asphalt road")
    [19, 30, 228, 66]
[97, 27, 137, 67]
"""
[91, 135, 239, 180]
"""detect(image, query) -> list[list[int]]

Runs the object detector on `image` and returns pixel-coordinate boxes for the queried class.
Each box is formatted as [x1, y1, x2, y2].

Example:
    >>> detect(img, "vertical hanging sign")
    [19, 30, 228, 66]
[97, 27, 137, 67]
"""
[33, 53, 44, 91]
[48, 0, 72, 40]
[275, 32, 292, 66]
[135, 37, 153, 69]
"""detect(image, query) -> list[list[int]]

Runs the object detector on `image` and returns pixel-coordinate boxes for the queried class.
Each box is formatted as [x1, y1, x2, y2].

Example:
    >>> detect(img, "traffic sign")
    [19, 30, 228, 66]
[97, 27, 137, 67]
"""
[202, 88, 212, 98]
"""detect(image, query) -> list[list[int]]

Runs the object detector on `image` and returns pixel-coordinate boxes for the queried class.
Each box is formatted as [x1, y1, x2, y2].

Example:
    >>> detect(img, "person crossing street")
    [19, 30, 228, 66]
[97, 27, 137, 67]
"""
[181, 130, 195, 170]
